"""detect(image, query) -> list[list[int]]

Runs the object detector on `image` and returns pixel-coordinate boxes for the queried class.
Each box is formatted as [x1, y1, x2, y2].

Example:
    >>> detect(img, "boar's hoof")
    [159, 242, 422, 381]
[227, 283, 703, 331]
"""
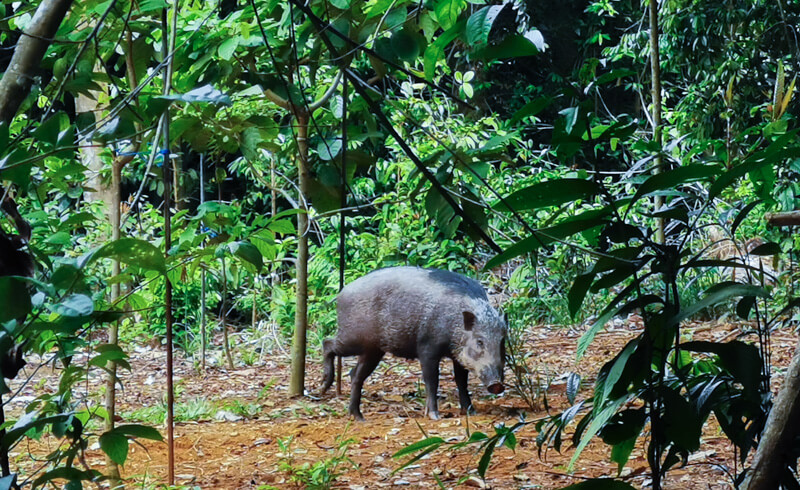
[351, 412, 366, 422]
[427, 411, 440, 421]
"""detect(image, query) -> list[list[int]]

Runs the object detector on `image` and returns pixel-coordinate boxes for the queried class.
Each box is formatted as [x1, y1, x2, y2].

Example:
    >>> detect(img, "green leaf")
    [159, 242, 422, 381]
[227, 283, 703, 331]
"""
[466, 5, 506, 45]
[268, 219, 295, 235]
[0, 277, 31, 323]
[115, 424, 163, 441]
[475, 35, 539, 60]
[631, 165, 720, 206]
[88, 344, 129, 370]
[329, 0, 350, 8]
[493, 179, 599, 212]
[218, 37, 239, 61]
[54, 294, 93, 317]
[610, 434, 638, 475]
[749, 242, 780, 256]
[229, 241, 263, 272]
[477, 439, 497, 478]
[158, 85, 232, 106]
[317, 138, 342, 161]
[81, 238, 167, 275]
[391, 28, 421, 62]
[568, 273, 594, 318]
[509, 96, 553, 124]
[673, 283, 769, 324]
[731, 200, 763, 236]
[99, 430, 129, 465]
[568, 397, 627, 470]
[392, 436, 444, 458]
[435, 0, 466, 30]
[423, 21, 464, 80]
[681, 340, 763, 395]
[602, 339, 639, 404]
[576, 282, 636, 359]
[240, 127, 264, 162]
[485, 212, 606, 269]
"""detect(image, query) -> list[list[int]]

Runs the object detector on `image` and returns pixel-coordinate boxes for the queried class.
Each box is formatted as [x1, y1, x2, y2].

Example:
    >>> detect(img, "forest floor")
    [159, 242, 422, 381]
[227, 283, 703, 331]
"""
[11, 319, 799, 489]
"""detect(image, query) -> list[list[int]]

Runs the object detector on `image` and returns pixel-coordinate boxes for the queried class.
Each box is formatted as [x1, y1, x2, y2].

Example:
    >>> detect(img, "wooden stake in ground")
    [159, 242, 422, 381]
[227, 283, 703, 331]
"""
[160, 3, 178, 486]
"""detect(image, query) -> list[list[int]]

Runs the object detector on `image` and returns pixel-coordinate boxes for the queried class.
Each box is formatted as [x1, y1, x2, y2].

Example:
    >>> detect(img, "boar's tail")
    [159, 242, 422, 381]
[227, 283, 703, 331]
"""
[321, 339, 336, 394]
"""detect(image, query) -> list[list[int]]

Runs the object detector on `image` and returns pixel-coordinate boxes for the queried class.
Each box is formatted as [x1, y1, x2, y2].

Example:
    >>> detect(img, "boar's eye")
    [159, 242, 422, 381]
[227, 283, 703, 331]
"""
[476, 339, 485, 349]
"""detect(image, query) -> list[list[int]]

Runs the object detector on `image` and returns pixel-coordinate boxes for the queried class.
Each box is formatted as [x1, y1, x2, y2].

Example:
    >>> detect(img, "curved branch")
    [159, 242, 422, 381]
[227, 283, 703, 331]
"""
[308, 70, 342, 111]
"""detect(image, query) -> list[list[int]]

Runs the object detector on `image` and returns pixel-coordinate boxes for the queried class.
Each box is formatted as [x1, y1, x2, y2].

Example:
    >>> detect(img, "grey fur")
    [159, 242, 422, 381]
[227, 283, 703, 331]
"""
[321, 266, 506, 420]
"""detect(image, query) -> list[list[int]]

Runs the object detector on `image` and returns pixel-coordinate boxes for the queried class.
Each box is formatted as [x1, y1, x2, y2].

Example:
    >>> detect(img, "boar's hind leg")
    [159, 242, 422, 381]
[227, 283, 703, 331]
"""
[420, 355, 441, 420]
[453, 360, 475, 415]
[349, 351, 383, 421]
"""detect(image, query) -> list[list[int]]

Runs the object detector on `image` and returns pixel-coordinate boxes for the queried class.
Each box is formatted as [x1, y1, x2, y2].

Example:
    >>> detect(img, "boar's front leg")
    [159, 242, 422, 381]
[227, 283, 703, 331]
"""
[349, 351, 383, 421]
[453, 360, 474, 415]
[420, 353, 441, 420]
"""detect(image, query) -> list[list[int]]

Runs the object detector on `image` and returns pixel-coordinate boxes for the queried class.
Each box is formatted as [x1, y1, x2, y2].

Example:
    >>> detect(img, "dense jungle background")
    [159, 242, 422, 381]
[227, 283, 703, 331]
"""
[1, 0, 800, 488]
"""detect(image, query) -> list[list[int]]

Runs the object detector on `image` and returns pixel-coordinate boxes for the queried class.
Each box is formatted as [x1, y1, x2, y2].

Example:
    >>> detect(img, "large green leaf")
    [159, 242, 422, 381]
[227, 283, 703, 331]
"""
[158, 84, 232, 105]
[673, 283, 769, 324]
[229, 241, 263, 272]
[509, 96, 554, 124]
[99, 430, 129, 465]
[681, 340, 763, 395]
[392, 436, 444, 458]
[568, 397, 627, 470]
[466, 5, 506, 45]
[81, 238, 167, 275]
[493, 179, 599, 212]
[391, 28, 422, 62]
[631, 165, 720, 206]
[115, 424, 163, 440]
[475, 34, 539, 60]
[485, 211, 607, 269]
[435, 0, 466, 30]
[423, 20, 464, 80]
[53, 294, 94, 317]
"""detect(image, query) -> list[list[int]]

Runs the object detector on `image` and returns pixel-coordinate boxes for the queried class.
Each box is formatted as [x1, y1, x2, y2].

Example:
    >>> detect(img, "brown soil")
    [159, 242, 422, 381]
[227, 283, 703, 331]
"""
[10, 320, 798, 489]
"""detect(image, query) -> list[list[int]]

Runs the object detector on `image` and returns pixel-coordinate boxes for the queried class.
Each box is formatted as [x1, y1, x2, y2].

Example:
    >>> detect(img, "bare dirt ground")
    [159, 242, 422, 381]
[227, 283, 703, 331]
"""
[11, 320, 799, 489]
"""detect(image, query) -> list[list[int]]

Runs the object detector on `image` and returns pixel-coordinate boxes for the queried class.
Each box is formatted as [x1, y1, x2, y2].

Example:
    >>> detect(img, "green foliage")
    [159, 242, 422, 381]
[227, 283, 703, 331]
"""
[277, 431, 357, 490]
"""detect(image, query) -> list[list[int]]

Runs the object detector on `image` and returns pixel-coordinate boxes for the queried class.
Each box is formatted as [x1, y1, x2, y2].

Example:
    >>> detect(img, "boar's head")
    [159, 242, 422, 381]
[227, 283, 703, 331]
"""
[454, 307, 506, 395]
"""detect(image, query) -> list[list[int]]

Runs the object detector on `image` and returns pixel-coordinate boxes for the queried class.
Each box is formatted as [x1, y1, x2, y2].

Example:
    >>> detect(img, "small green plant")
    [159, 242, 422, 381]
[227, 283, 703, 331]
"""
[220, 399, 262, 419]
[277, 427, 358, 489]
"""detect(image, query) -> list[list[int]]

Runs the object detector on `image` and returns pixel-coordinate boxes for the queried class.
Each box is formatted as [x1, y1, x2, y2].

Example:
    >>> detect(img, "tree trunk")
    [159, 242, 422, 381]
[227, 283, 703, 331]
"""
[744, 339, 800, 490]
[289, 114, 310, 397]
[102, 160, 123, 484]
[0, 0, 74, 123]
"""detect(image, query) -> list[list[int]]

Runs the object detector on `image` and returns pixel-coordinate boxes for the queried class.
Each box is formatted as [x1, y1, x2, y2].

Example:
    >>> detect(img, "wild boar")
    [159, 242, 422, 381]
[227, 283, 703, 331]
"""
[321, 266, 506, 420]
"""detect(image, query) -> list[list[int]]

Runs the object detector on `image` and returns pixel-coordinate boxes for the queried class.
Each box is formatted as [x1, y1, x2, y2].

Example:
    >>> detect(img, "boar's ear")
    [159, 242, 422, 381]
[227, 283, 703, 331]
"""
[462, 311, 476, 330]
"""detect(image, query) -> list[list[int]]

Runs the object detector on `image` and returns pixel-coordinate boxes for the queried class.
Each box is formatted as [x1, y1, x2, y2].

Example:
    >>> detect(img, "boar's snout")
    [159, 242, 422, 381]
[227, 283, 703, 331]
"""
[487, 382, 504, 395]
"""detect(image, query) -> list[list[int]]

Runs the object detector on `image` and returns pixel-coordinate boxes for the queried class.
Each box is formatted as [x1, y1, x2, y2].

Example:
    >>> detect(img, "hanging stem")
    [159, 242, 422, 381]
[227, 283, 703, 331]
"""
[649, 0, 665, 245]
[336, 76, 348, 396]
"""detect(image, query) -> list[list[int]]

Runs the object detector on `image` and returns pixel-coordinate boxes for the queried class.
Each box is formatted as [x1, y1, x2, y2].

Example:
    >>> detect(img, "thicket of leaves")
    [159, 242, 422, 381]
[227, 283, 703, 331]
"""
[0, 0, 798, 488]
